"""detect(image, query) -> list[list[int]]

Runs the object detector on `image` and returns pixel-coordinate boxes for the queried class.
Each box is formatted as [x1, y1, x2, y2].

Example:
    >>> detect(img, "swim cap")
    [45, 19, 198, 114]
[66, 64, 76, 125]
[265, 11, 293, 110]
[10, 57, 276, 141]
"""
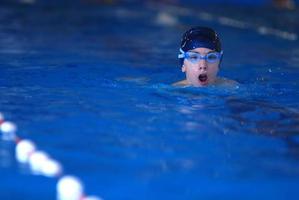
[180, 26, 221, 52]
[179, 26, 222, 66]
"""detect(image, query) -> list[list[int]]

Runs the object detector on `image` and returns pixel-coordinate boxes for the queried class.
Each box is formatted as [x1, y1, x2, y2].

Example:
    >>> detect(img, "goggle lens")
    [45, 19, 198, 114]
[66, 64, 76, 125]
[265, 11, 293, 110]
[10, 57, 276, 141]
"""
[185, 52, 222, 63]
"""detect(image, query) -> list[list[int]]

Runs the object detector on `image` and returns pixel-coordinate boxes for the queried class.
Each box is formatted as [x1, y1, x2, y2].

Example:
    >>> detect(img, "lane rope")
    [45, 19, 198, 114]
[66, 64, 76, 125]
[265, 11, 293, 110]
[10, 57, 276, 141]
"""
[0, 112, 102, 200]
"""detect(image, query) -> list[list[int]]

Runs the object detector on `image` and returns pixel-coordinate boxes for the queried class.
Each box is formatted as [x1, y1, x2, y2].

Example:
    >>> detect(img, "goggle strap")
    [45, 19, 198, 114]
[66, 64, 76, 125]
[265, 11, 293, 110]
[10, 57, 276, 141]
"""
[178, 48, 185, 59]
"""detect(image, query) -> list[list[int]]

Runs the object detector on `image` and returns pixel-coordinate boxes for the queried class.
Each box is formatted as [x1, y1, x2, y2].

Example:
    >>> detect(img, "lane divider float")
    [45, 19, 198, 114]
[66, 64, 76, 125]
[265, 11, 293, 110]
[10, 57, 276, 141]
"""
[0, 112, 102, 200]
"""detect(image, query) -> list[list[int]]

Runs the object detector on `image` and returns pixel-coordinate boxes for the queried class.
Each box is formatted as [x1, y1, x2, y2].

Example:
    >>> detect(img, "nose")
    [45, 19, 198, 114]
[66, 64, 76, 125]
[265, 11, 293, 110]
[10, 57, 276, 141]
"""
[199, 66, 207, 70]
[197, 59, 208, 71]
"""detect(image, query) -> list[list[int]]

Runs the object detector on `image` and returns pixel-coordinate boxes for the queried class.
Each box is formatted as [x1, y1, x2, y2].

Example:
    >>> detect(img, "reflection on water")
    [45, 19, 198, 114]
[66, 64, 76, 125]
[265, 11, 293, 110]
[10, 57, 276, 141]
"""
[226, 97, 299, 157]
[0, 141, 15, 168]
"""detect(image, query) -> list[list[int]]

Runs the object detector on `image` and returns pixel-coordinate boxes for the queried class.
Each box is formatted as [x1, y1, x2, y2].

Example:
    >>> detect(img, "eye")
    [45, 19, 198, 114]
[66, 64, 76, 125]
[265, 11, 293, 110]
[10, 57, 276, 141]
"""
[189, 55, 198, 59]
[207, 53, 217, 59]
[187, 53, 199, 61]
[206, 53, 219, 62]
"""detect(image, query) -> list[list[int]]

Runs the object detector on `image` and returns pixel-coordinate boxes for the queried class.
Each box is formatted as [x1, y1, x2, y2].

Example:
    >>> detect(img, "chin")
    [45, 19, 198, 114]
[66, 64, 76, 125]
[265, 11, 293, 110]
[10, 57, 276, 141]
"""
[198, 82, 209, 87]
[194, 79, 210, 87]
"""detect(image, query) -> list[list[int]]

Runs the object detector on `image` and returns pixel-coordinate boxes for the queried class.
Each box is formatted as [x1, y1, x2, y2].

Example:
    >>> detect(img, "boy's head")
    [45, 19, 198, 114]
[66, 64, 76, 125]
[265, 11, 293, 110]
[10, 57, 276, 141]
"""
[178, 26, 223, 87]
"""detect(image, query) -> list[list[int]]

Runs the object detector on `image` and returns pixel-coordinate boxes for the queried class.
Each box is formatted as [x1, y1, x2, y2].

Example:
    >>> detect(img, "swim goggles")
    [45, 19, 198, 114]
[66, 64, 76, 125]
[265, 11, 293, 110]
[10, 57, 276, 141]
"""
[178, 48, 223, 64]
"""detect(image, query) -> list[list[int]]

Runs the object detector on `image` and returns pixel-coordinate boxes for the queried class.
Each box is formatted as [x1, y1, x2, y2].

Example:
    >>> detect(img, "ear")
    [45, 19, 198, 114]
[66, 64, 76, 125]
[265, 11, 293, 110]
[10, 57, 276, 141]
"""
[181, 65, 186, 72]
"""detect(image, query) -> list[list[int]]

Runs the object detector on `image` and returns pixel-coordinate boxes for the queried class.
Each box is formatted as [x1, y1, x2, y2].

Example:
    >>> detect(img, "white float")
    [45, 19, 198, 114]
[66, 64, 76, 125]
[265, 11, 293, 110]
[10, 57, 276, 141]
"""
[16, 139, 36, 163]
[0, 121, 17, 141]
[57, 176, 84, 200]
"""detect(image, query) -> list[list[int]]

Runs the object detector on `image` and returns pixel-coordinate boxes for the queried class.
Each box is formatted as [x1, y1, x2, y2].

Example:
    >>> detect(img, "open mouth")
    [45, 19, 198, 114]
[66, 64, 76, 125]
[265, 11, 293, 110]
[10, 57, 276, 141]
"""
[198, 74, 208, 82]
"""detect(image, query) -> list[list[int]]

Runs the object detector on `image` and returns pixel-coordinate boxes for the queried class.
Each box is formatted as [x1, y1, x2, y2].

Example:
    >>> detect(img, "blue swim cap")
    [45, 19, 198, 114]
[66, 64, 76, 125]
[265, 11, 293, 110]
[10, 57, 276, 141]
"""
[179, 26, 222, 65]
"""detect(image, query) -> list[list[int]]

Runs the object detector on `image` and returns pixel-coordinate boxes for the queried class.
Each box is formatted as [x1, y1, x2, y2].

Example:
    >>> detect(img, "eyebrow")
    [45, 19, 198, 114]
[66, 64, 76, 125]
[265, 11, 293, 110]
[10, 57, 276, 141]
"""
[189, 50, 216, 54]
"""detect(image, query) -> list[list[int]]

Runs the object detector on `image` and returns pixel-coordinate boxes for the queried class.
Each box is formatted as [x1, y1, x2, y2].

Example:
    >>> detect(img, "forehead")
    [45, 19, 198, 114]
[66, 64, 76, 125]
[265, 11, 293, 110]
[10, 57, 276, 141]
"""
[189, 47, 214, 54]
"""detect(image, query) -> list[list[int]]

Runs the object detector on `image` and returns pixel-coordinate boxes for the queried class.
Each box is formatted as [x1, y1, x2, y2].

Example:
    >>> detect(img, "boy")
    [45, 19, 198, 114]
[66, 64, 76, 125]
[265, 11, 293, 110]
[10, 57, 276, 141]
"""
[173, 26, 237, 87]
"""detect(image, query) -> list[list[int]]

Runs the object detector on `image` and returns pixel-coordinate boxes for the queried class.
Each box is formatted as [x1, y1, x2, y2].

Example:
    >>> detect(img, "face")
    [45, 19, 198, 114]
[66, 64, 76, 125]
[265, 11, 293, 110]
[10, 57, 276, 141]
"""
[182, 47, 220, 87]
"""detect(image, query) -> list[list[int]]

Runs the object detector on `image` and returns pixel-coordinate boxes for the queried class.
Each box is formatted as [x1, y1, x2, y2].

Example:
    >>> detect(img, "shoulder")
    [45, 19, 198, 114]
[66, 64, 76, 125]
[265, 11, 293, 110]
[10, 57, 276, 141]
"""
[172, 79, 189, 87]
[215, 77, 239, 87]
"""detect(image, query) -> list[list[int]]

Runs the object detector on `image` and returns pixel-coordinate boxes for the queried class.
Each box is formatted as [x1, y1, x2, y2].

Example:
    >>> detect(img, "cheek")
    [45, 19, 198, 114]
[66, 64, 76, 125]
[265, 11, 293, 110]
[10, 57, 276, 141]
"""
[185, 66, 198, 77]
[183, 62, 194, 74]
[208, 64, 219, 75]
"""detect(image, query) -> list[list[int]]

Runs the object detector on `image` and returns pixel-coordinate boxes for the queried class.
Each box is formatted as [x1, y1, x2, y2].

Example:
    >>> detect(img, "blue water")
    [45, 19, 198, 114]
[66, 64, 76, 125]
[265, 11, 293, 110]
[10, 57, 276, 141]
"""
[1, 1, 299, 200]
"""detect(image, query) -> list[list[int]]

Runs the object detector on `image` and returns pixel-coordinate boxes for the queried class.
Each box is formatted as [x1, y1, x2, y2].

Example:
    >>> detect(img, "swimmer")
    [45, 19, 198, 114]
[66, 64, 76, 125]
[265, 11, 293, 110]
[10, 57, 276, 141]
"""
[173, 26, 237, 87]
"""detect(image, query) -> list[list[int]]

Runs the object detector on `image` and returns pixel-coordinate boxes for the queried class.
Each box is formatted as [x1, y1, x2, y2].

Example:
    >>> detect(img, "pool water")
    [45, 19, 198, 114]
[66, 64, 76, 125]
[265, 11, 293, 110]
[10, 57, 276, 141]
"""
[1, 1, 299, 200]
